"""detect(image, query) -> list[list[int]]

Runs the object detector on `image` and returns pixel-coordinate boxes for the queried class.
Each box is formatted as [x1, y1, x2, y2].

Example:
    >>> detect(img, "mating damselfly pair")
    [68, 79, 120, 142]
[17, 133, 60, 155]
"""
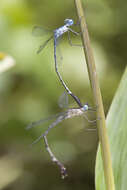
[29, 18, 96, 144]
[27, 19, 97, 178]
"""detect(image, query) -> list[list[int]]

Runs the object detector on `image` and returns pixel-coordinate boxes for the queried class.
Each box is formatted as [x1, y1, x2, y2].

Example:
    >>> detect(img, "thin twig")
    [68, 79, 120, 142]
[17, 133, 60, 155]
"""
[74, 0, 115, 190]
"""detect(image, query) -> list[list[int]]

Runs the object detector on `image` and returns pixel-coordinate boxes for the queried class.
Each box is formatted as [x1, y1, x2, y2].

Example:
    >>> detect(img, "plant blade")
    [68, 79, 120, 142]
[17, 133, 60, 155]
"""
[96, 66, 127, 190]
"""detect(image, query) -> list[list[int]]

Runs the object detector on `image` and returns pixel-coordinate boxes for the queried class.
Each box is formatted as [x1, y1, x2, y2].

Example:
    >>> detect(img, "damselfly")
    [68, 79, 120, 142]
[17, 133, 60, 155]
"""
[33, 19, 82, 107]
[27, 102, 96, 178]
[27, 103, 96, 145]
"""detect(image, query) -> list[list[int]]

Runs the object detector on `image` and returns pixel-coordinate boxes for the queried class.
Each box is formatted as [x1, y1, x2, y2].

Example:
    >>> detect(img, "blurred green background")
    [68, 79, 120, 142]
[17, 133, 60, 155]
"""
[0, 0, 126, 189]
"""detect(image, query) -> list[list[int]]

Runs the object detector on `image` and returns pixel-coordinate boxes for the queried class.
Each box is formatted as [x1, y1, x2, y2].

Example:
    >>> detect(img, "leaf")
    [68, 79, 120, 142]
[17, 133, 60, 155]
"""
[95, 66, 127, 190]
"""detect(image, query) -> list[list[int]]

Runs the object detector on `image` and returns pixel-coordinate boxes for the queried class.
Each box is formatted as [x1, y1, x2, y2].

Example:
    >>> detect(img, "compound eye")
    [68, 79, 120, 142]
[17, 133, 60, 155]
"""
[83, 104, 89, 111]
[64, 19, 74, 26]
[68, 19, 73, 26]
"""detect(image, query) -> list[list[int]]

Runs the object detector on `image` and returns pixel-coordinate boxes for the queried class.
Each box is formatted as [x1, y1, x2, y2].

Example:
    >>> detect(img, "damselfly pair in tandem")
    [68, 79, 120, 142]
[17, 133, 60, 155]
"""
[27, 19, 97, 178]
[30, 18, 96, 144]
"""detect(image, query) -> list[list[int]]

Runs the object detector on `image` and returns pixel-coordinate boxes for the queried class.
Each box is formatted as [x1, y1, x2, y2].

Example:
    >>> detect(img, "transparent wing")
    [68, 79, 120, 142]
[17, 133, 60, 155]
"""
[26, 113, 62, 130]
[58, 91, 69, 108]
[30, 111, 68, 145]
[32, 25, 53, 54]
[37, 35, 53, 54]
[32, 26, 51, 37]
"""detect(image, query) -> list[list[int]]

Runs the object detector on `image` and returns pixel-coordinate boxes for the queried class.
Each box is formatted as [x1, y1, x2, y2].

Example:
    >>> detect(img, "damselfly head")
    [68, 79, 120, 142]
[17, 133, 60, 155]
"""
[82, 103, 89, 111]
[64, 19, 74, 26]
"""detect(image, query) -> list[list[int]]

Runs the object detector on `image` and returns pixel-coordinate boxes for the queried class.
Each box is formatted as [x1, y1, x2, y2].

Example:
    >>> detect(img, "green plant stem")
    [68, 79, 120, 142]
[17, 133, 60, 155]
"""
[74, 0, 115, 190]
